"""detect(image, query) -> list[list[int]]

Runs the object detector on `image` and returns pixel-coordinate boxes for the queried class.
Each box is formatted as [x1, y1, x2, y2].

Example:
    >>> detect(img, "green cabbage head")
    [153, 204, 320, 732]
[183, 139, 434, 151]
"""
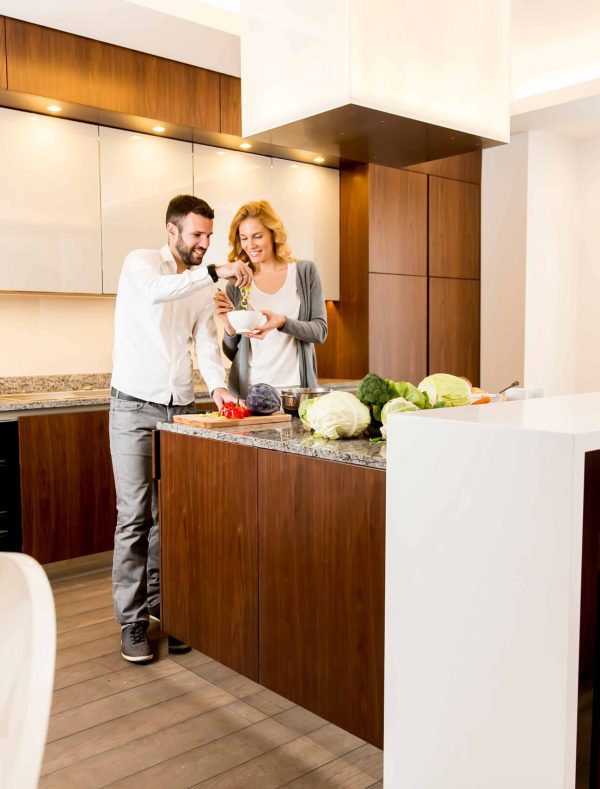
[418, 373, 471, 407]
[303, 391, 371, 439]
[380, 396, 419, 438]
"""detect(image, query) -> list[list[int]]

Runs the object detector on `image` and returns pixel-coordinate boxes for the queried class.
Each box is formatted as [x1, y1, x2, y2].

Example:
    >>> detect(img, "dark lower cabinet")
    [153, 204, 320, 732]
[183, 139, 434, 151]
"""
[0, 420, 22, 551]
[158, 431, 385, 747]
[258, 450, 385, 747]
[159, 432, 259, 680]
[18, 410, 116, 563]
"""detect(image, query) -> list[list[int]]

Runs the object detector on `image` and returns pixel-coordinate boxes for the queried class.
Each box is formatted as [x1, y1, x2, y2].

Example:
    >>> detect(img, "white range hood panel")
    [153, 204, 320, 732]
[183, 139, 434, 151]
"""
[240, 1, 510, 165]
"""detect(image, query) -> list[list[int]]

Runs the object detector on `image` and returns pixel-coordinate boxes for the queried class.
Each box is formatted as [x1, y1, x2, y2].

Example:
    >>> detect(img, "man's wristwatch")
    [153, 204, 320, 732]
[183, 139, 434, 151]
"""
[206, 264, 219, 283]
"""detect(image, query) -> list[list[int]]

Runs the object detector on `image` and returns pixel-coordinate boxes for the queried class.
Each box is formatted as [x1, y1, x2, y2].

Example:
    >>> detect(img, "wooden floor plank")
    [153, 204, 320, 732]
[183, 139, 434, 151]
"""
[282, 759, 377, 788]
[51, 658, 184, 714]
[57, 605, 115, 635]
[57, 618, 119, 650]
[54, 652, 129, 691]
[55, 633, 121, 669]
[42, 682, 241, 776]
[40, 700, 267, 788]
[105, 718, 299, 788]
[47, 670, 208, 742]
[41, 559, 384, 788]
[194, 733, 341, 788]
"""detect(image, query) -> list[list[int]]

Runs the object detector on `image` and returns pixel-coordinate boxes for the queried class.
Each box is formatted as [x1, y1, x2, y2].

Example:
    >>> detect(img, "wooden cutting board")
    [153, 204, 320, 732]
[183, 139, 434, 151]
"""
[172, 412, 292, 428]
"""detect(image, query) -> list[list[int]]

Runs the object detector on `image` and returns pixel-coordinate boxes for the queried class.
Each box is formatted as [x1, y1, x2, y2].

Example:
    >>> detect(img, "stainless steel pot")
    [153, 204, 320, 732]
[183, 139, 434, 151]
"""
[280, 386, 331, 414]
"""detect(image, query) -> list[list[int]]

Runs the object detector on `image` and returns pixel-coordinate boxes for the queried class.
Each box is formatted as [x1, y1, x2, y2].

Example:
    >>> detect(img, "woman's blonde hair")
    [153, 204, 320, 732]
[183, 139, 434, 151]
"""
[228, 200, 295, 266]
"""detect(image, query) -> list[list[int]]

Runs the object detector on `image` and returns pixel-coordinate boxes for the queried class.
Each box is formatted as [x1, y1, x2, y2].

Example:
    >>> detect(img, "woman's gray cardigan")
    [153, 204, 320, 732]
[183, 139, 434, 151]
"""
[222, 260, 328, 398]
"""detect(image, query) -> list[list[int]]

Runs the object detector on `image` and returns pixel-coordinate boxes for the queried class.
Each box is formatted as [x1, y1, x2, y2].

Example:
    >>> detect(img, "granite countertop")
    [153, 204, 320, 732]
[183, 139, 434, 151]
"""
[0, 386, 213, 412]
[0, 380, 360, 414]
[158, 417, 386, 470]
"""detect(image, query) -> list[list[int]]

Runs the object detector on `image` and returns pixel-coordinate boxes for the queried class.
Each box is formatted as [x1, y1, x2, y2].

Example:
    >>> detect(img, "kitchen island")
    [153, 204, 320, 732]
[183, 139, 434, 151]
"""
[156, 418, 386, 746]
[384, 393, 600, 788]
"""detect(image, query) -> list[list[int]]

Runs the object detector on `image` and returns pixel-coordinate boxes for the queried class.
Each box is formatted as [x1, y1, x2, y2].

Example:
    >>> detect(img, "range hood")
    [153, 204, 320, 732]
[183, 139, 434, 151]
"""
[240, 0, 510, 168]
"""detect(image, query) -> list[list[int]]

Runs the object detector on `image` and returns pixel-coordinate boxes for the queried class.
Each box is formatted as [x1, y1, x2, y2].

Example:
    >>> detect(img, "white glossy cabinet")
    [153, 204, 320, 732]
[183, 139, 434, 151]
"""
[100, 128, 193, 294]
[0, 108, 102, 293]
[193, 144, 274, 270]
[194, 144, 340, 300]
[0, 108, 340, 298]
[270, 157, 340, 300]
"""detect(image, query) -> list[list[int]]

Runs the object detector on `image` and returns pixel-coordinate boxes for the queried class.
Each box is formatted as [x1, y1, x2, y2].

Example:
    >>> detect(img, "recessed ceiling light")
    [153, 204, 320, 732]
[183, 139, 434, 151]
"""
[47, 105, 62, 113]
[131, 134, 141, 140]
[313, 156, 325, 164]
[216, 150, 227, 156]
[152, 125, 166, 133]
[289, 163, 299, 168]
[240, 142, 252, 149]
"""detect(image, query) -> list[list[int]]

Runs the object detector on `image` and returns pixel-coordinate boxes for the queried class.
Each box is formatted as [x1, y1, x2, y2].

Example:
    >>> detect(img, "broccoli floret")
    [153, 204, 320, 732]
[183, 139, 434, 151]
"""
[356, 373, 390, 407]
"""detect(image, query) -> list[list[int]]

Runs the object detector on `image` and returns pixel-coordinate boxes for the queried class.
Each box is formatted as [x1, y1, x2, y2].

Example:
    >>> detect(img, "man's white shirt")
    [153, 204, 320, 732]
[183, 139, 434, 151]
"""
[111, 245, 226, 404]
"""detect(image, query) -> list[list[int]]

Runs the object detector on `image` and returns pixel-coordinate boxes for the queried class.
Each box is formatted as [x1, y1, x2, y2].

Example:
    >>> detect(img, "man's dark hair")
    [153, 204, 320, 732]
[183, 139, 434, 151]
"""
[166, 195, 214, 227]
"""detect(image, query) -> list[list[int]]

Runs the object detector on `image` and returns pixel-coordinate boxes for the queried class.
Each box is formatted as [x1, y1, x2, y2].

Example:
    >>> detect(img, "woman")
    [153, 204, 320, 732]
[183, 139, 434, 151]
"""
[214, 200, 327, 398]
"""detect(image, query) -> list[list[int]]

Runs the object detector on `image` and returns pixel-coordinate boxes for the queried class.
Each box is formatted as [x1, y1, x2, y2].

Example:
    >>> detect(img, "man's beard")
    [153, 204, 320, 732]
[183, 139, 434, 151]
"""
[176, 238, 206, 267]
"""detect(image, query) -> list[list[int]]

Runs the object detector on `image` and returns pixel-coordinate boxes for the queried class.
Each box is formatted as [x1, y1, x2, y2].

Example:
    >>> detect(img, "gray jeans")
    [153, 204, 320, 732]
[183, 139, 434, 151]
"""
[109, 395, 196, 625]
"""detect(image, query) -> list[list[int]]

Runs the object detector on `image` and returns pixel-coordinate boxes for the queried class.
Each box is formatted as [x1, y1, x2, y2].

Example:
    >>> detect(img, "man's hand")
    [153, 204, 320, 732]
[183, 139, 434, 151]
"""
[250, 309, 286, 340]
[213, 290, 236, 336]
[212, 387, 234, 410]
[215, 261, 253, 288]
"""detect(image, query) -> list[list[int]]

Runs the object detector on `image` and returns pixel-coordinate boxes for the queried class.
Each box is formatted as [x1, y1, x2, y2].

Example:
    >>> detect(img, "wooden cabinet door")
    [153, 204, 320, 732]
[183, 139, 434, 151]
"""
[5, 19, 221, 131]
[429, 277, 480, 384]
[158, 432, 258, 679]
[429, 176, 480, 279]
[258, 450, 385, 747]
[219, 74, 242, 135]
[368, 165, 427, 276]
[369, 272, 427, 383]
[0, 18, 6, 89]
[18, 410, 115, 564]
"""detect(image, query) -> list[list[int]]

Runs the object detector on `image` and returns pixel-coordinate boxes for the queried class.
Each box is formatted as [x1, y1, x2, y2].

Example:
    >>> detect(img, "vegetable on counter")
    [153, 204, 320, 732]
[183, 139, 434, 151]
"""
[418, 373, 472, 407]
[380, 397, 420, 439]
[219, 401, 251, 419]
[300, 391, 371, 440]
[246, 383, 282, 415]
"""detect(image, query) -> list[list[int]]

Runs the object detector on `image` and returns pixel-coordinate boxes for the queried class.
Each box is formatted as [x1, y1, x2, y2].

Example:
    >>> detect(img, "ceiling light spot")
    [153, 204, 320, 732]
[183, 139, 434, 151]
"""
[47, 105, 62, 113]
[240, 142, 252, 149]
[152, 125, 166, 133]
[313, 156, 325, 164]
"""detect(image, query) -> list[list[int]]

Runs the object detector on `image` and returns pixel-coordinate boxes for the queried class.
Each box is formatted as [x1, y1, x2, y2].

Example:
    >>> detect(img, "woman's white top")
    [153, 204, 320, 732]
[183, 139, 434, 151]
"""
[248, 262, 301, 388]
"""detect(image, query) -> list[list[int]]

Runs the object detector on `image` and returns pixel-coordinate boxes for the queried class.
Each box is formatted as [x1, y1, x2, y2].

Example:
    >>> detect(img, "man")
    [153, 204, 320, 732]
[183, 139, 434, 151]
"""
[110, 194, 251, 663]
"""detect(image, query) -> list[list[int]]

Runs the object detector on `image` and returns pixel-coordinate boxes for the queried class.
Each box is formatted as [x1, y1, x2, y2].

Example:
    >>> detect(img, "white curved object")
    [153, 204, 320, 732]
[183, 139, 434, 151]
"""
[0, 553, 56, 789]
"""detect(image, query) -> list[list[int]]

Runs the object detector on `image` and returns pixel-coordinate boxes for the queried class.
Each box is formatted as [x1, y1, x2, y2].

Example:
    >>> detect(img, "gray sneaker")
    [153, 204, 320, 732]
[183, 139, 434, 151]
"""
[121, 623, 152, 663]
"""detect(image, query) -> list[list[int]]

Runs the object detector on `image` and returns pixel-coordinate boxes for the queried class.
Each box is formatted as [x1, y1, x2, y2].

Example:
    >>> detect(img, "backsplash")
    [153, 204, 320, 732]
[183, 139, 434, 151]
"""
[0, 370, 206, 395]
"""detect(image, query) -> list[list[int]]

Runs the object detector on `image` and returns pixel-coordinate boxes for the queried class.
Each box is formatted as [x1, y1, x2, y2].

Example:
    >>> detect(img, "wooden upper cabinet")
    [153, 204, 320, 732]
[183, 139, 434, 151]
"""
[369, 273, 427, 383]
[429, 277, 480, 385]
[219, 74, 241, 135]
[429, 176, 480, 279]
[405, 150, 482, 185]
[5, 19, 221, 131]
[368, 165, 427, 276]
[0, 18, 7, 89]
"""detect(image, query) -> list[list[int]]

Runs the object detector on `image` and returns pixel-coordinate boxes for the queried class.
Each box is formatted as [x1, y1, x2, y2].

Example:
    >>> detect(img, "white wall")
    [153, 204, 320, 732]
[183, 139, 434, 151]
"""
[481, 133, 528, 393]
[482, 130, 589, 396]
[0, 295, 115, 376]
[524, 131, 579, 395]
[577, 139, 600, 392]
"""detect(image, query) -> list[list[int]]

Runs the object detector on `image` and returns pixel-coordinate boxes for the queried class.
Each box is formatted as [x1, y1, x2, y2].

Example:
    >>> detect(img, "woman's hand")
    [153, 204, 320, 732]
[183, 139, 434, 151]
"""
[251, 309, 286, 340]
[213, 289, 236, 335]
